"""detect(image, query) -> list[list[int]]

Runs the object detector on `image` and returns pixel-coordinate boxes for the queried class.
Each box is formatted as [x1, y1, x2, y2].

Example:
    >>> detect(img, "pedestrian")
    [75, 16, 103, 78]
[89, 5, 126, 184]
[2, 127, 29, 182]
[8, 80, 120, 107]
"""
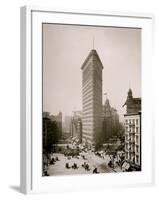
[56, 156, 59, 161]
[93, 168, 99, 174]
[86, 164, 90, 171]
[50, 158, 55, 165]
[44, 170, 49, 176]
[65, 163, 70, 169]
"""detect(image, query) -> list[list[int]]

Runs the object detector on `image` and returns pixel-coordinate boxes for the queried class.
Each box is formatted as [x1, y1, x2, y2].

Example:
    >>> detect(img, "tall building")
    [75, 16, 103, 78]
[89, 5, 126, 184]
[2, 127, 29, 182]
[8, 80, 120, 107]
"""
[70, 111, 82, 143]
[43, 112, 60, 153]
[64, 116, 72, 133]
[81, 49, 103, 146]
[102, 98, 120, 142]
[50, 112, 62, 139]
[123, 89, 141, 170]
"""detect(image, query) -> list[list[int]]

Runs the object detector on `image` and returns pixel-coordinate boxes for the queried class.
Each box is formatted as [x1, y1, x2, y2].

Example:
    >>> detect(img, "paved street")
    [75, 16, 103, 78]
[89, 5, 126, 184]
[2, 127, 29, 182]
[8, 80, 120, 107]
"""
[47, 151, 117, 176]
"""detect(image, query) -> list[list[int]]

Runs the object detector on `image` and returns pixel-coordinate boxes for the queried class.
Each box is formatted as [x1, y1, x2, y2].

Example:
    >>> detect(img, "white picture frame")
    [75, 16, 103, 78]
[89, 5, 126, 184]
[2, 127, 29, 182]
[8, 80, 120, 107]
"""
[20, 6, 154, 194]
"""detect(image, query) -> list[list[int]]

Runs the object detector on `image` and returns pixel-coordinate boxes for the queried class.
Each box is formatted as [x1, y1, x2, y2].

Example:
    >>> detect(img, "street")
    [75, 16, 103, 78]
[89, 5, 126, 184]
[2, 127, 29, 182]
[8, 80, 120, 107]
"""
[47, 151, 119, 176]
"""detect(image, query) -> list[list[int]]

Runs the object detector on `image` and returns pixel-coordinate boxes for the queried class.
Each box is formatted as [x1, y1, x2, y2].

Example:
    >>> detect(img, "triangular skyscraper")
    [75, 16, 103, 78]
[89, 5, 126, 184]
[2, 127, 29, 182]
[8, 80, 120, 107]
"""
[81, 49, 103, 146]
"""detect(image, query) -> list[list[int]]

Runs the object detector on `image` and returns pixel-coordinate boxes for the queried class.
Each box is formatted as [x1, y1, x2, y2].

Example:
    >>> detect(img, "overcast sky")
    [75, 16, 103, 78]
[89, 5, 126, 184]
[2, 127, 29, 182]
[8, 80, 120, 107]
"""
[43, 24, 141, 121]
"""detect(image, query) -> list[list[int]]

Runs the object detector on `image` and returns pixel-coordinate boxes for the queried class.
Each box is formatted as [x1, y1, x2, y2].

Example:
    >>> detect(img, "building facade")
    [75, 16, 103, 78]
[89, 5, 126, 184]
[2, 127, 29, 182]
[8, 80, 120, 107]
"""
[50, 112, 62, 139]
[102, 98, 120, 142]
[43, 111, 63, 153]
[123, 89, 141, 170]
[64, 116, 72, 133]
[70, 111, 82, 143]
[43, 112, 59, 153]
[81, 49, 103, 146]
[124, 114, 141, 167]
[123, 88, 141, 114]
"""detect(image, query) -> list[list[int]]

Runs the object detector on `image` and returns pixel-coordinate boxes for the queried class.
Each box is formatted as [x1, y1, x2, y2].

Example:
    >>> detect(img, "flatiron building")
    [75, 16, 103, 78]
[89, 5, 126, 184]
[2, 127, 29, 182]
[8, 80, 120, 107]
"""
[81, 49, 103, 146]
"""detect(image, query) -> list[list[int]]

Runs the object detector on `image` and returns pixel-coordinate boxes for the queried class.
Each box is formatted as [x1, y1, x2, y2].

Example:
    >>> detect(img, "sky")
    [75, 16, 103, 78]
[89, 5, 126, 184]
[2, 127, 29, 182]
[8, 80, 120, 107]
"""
[43, 24, 141, 122]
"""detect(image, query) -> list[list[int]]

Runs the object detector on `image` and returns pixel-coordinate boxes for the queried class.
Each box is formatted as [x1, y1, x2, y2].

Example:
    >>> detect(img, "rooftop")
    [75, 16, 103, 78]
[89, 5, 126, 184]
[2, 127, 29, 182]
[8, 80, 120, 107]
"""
[81, 49, 104, 70]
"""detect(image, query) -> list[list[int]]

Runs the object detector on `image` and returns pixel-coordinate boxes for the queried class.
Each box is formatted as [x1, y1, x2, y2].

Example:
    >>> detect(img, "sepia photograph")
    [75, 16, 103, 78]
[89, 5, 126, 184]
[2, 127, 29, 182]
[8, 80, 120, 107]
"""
[42, 23, 141, 176]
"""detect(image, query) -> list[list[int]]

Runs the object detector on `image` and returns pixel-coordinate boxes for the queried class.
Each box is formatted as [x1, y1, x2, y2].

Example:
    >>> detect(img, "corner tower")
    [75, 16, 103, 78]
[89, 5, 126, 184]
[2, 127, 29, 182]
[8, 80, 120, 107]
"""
[81, 49, 103, 146]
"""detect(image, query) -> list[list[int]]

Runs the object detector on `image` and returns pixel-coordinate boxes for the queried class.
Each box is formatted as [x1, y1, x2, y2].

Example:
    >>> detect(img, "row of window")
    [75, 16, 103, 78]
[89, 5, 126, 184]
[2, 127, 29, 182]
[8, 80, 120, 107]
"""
[125, 135, 139, 143]
[83, 109, 102, 115]
[125, 126, 140, 133]
[82, 116, 94, 120]
[125, 119, 139, 125]
[82, 133, 93, 140]
[125, 144, 140, 153]
[83, 68, 102, 80]
[83, 90, 102, 101]
[83, 128, 94, 133]
[83, 93, 94, 103]
[82, 80, 101, 94]
[125, 153, 139, 163]
[82, 111, 94, 116]
[83, 85, 93, 96]
[83, 106, 94, 112]
[83, 104, 102, 112]
[83, 125, 94, 130]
